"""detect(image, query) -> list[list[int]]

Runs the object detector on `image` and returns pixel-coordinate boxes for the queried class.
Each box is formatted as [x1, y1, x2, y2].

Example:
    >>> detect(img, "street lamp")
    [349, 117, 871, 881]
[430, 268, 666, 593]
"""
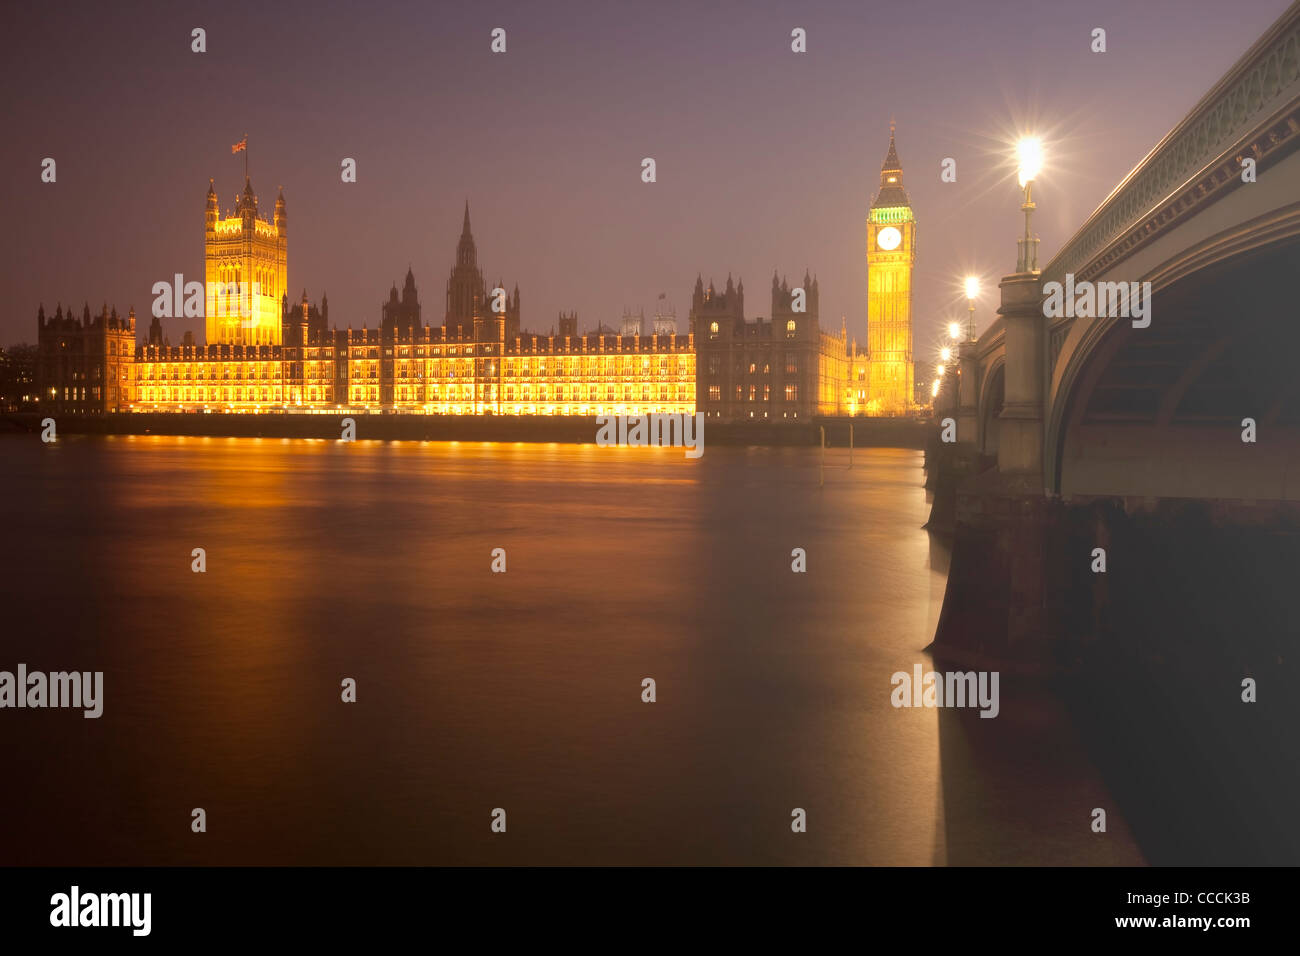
[947, 321, 962, 340]
[964, 275, 980, 340]
[1016, 138, 1042, 273]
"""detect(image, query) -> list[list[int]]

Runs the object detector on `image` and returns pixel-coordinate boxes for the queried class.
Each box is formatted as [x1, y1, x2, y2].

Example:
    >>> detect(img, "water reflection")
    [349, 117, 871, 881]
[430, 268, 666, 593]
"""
[0, 436, 1138, 864]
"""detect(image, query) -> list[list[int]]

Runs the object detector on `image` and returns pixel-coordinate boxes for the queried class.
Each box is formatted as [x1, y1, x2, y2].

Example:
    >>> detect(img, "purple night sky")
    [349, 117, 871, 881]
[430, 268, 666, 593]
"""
[2, 0, 1290, 368]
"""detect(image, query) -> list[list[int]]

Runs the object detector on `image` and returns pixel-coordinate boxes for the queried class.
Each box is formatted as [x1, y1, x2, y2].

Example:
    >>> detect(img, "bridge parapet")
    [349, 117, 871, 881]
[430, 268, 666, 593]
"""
[1043, 4, 1300, 289]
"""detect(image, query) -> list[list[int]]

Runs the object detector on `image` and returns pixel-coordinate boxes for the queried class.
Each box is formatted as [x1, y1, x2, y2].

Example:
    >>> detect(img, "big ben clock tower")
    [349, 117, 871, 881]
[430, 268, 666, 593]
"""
[865, 122, 916, 416]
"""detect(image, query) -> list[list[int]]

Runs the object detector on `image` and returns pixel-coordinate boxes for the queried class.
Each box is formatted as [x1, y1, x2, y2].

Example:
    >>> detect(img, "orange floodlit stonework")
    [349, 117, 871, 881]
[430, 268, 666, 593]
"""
[37, 131, 920, 422]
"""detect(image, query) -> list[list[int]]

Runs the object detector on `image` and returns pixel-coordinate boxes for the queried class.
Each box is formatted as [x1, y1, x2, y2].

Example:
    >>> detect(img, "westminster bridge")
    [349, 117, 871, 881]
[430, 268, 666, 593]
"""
[924, 2, 1300, 862]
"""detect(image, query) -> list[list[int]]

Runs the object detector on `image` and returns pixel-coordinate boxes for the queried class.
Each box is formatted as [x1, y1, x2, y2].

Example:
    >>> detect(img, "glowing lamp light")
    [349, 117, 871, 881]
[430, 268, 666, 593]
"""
[1017, 138, 1043, 187]
[931, 380, 941, 398]
[947, 322, 962, 340]
[965, 276, 980, 300]
[940, 347, 953, 362]
[936, 364, 945, 377]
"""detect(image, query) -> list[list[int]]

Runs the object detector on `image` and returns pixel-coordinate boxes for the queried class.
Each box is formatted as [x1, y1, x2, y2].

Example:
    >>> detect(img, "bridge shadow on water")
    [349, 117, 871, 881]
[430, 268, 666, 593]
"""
[1059, 503, 1300, 865]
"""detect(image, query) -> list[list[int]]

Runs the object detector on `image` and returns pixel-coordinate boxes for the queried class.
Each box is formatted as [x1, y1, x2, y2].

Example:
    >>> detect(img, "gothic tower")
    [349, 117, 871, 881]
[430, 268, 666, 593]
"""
[865, 123, 916, 415]
[445, 201, 486, 340]
[204, 177, 288, 347]
[383, 267, 422, 338]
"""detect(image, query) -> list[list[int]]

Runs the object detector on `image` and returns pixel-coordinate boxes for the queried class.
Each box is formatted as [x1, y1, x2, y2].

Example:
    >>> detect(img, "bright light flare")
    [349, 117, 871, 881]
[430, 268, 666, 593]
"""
[964, 276, 980, 300]
[948, 322, 962, 340]
[1017, 138, 1043, 187]
[940, 347, 953, 362]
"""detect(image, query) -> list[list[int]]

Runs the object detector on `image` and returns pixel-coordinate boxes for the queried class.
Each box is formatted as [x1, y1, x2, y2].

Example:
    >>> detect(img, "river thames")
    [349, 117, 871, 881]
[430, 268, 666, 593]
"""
[0, 436, 1142, 865]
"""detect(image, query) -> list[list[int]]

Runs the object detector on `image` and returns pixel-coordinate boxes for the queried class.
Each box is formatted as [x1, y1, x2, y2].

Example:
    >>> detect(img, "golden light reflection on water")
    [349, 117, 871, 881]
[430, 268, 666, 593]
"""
[0, 436, 1138, 864]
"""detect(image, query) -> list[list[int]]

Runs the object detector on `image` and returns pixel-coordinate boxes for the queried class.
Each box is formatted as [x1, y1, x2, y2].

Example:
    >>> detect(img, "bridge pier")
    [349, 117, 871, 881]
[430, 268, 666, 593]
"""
[930, 470, 1065, 672]
[994, 272, 1044, 479]
[925, 335, 988, 532]
[956, 338, 979, 448]
[932, 263, 1065, 669]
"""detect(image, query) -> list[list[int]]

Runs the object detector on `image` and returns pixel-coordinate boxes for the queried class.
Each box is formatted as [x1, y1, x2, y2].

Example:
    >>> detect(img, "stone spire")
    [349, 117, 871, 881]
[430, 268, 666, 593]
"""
[874, 121, 910, 207]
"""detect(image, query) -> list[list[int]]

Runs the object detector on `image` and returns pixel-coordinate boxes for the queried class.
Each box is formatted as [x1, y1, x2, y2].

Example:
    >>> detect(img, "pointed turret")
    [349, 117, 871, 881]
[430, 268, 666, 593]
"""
[274, 186, 287, 234]
[873, 121, 909, 208]
[402, 267, 419, 308]
[206, 178, 219, 230]
[445, 202, 486, 337]
[455, 202, 478, 268]
[883, 120, 901, 170]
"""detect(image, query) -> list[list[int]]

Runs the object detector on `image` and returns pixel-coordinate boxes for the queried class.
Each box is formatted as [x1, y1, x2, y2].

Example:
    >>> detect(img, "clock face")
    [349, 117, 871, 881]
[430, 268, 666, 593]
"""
[876, 226, 902, 251]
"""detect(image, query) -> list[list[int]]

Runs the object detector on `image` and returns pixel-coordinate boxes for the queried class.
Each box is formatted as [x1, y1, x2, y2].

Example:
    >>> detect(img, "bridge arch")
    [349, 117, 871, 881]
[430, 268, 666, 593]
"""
[978, 358, 1004, 458]
[1049, 213, 1300, 502]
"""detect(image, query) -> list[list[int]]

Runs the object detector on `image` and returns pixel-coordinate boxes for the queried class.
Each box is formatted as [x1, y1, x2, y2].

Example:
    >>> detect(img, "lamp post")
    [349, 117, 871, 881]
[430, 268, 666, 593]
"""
[1015, 138, 1042, 273]
[997, 135, 1047, 476]
[963, 276, 979, 340]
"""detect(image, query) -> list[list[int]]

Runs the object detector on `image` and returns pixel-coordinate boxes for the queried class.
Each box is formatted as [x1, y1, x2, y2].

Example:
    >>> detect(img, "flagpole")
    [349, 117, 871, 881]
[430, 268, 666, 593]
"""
[244, 132, 248, 180]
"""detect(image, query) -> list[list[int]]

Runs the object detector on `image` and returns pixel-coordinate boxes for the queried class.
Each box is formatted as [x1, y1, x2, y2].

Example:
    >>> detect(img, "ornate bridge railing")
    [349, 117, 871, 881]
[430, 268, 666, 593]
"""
[1041, 2, 1300, 289]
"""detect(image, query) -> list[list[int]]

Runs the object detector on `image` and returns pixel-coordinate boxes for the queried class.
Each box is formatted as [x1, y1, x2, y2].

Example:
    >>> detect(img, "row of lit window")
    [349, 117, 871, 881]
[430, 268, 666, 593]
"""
[140, 387, 280, 403]
[705, 384, 798, 402]
[705, 358, 799, 376]
[138, 365, 283, 381]
[136, 362, 695, 386]
[387, 384, 691, 403]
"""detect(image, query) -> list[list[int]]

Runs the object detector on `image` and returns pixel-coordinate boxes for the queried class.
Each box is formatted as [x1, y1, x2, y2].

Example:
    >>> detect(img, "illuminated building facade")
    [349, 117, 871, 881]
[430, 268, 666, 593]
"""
[34, 189, 879, 420]
[692, 272, 854, 421]
[108, 200, 694, 416]
[205, 177, 288, 347]
[864, 124, 917, 416]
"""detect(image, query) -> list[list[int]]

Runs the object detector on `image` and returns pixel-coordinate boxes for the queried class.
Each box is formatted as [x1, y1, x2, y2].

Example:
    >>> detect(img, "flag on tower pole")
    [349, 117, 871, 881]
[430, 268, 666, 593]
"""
[232, 135, 248, 179]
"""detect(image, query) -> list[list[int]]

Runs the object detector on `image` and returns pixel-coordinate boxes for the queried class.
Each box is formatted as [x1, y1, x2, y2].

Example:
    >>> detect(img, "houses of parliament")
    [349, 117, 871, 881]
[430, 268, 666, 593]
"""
[35, 131, 918, 421]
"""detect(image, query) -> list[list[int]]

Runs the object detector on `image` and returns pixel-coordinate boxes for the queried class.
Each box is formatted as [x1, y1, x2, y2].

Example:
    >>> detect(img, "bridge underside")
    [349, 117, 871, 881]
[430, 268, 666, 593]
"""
[1057, 239, 1300, 502]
